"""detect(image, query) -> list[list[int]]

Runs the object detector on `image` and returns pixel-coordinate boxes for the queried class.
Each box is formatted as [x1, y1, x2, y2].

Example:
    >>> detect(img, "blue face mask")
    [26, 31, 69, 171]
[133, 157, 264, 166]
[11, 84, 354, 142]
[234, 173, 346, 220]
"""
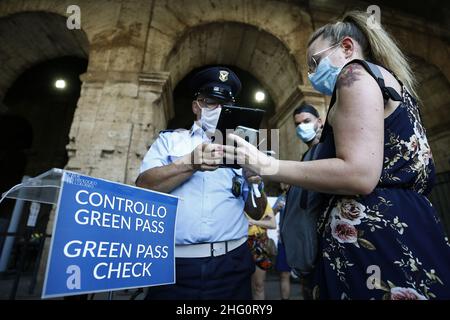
[308, 56, 343, 96]
[296, 123, 316, 143]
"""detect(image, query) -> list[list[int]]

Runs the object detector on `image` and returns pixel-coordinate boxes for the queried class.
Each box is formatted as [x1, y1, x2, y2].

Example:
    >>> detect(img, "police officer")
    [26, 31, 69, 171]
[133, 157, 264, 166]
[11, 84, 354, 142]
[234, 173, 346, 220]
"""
[136, 66, 267, 300]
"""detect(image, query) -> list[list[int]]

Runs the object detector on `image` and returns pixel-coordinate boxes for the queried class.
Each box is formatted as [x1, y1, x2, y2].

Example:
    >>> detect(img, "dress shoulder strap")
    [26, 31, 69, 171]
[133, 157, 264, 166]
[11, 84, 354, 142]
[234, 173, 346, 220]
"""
[319, 59, 403, 144]
[343, 59, 403, 103]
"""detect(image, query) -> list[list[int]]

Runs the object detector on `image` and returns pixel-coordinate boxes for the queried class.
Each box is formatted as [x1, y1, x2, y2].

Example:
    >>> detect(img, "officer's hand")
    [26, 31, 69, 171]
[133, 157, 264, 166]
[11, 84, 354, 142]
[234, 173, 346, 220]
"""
[190, 143, 224, 172]
[243, 168, 262, 184]
[222, 134, 278, 175]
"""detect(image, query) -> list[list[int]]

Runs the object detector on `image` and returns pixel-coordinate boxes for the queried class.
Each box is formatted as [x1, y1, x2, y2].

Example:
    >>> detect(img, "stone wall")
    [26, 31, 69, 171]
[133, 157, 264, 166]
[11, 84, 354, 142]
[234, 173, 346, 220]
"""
[0, 0, 448, 179]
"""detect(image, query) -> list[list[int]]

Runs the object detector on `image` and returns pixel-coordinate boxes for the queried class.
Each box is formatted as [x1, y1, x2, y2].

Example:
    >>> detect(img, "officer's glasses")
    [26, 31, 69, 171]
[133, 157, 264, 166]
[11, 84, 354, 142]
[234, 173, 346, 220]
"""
[308, 42, 341, 74]
[196, 98, 223, 110]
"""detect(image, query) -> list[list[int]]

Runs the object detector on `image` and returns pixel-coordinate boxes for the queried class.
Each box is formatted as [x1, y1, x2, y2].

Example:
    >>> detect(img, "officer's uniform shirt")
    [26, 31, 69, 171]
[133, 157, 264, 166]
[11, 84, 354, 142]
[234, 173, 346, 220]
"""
[140, 122, 249, 245]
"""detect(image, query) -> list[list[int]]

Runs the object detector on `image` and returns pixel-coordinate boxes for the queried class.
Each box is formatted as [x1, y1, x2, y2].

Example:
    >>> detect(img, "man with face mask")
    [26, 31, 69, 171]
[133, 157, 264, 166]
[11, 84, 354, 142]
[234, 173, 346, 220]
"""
[136, 66, 267, 300]
[294, 104, 323, 147]
[278, 103, 323, 300]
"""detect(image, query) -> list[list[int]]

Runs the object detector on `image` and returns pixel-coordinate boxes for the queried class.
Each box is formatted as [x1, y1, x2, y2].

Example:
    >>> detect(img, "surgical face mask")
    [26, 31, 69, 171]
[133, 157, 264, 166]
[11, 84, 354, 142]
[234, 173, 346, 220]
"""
[199, 106, 221, 132]
[308, 56, 343, 96]
[296, 122, 316, 143]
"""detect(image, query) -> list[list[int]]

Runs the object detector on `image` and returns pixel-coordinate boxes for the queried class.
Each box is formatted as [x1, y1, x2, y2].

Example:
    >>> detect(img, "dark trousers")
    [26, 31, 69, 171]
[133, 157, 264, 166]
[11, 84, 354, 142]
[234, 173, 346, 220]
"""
[145, 242, 254, 300]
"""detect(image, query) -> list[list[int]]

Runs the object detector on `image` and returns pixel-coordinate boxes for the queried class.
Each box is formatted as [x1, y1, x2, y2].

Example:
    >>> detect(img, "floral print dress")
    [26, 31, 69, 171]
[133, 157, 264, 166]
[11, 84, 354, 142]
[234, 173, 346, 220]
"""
[312, 64, 450, 300]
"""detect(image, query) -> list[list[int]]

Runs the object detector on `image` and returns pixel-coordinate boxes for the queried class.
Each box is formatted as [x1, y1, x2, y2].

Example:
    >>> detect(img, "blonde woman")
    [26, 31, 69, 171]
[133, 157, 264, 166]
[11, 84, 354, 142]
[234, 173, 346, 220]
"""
[219, 11, 450, 299]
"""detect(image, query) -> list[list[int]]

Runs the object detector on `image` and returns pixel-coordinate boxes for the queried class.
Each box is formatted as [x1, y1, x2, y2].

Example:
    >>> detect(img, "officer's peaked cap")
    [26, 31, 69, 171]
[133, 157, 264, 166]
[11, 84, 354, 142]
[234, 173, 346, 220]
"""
[189, 66, 241, 103]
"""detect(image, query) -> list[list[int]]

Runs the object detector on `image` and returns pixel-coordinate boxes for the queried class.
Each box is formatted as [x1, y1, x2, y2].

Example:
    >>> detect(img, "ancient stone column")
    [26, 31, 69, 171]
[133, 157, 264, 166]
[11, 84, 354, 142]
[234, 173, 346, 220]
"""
[65, 70, 174, 185]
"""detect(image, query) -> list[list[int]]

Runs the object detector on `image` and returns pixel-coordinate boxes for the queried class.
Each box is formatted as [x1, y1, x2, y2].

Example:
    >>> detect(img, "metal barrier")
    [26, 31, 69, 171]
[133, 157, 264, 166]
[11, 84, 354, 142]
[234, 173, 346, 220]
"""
[0, 230, 50, 299]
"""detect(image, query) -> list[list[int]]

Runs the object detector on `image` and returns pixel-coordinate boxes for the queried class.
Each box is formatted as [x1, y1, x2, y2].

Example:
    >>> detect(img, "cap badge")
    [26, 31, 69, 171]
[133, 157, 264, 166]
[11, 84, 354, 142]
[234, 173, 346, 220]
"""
[219, 70, 229, 82]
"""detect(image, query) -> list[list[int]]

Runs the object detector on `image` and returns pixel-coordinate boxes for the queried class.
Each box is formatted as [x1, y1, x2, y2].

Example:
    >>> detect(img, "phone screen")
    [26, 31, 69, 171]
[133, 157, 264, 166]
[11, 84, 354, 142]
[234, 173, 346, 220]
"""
[233, 126, 258, 146]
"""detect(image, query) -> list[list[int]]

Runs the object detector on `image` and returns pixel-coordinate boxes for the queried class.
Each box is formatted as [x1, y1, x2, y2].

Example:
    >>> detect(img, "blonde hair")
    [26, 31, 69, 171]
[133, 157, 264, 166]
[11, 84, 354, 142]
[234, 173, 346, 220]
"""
[308, 10, 419, 100]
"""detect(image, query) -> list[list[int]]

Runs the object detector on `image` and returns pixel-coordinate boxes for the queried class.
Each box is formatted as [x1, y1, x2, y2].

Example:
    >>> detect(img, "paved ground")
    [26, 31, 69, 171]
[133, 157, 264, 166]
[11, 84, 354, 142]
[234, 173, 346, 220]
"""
[0, 270, 304, 300]
[265, 271, 304, 300]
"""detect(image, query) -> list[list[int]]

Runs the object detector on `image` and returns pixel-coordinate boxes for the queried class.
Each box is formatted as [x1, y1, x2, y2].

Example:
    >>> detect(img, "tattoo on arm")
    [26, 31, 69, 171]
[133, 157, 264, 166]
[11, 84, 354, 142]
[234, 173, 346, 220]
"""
[336, 64, 364, 89]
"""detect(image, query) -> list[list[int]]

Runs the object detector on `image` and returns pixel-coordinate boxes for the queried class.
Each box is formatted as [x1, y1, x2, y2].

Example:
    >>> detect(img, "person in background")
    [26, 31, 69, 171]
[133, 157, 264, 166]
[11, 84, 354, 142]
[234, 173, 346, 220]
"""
[272, 182, 292, 300]
[246, 203, 276, 300]
[278, 103, 324, 300]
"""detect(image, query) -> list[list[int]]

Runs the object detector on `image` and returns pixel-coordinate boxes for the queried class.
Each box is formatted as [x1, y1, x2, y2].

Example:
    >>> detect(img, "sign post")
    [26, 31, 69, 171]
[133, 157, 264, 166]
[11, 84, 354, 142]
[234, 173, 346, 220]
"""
[1, 170, 180, 299]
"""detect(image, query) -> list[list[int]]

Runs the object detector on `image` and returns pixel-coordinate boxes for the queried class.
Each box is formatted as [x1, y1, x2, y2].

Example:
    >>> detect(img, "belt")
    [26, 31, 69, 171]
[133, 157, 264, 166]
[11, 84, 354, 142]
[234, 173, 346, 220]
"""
[175, 236, 247, 258]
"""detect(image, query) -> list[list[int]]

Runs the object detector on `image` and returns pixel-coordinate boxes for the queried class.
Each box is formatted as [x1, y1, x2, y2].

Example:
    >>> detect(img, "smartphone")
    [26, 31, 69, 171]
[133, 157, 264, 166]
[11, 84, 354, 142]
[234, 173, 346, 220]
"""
[233, 126, 259, 146]
[221, 126, 259, 168]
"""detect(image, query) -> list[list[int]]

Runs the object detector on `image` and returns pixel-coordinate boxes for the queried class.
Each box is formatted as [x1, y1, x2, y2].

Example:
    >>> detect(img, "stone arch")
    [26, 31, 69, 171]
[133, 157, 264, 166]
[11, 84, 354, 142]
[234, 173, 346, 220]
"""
[0, 11, 89, 99]
[0, 1, 156, 185]
[375, 11, 450, 84]
[0, 0, 121, 43]
[157, 19, 320, 162]
[0, 113, 32, 224]
[143, 0, 314, 91]
[163, 21, 301, 108]
[140, 0, 325, 163]
[412, 56, 450, 173]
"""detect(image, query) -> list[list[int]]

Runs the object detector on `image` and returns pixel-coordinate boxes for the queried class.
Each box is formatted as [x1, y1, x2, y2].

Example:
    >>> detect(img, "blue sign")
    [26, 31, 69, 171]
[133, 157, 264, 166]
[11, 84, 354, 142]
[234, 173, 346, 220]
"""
[42, 171, 179, 299]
